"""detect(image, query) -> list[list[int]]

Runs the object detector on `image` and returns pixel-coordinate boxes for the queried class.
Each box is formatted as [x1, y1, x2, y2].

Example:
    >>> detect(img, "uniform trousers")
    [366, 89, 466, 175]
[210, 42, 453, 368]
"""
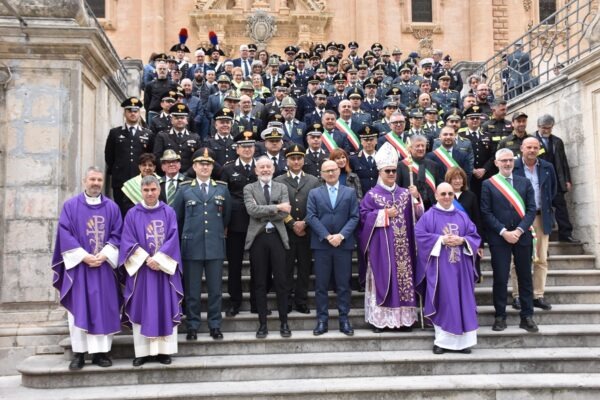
[490, 240, 534, 319]
[249, 231, 288, 324]
[286, 233, 312, 307]
[183, 259, 223, 330]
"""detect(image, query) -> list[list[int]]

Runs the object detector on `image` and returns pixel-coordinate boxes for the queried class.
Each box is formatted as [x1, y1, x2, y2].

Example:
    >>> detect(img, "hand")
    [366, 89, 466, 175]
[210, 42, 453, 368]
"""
[277, 202, 292, 213]
[146, 257, 160, 271]
[386, 206, 399, 219]
[292, 221, 306, 236]
[473, 168, 486, 179]
[502, 230, 520, 244]
[566, 182, 572, 192]
[408, 185, 420, 200]
[327, 234, 343, 247]
[224, 227, 228, 239]
[477, 248, 484, 258]
[83, 254, 102, 268]
[443, 234, 464, 247]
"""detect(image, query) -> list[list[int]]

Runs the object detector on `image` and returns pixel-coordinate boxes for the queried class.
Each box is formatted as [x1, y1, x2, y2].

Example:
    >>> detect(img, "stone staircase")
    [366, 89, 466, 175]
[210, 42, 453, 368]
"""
[5, 242, 600, 399]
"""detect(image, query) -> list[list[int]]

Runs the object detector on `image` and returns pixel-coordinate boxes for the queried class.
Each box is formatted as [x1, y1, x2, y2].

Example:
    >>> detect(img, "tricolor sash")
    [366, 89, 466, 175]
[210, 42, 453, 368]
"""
[321, 130, 339, 152]
[488, 174, 538, 258]
[384, 132, 410, 159]
[335, 119, 360, 151]
[402, 159, 436, 191]
[432, 147, 459, 169]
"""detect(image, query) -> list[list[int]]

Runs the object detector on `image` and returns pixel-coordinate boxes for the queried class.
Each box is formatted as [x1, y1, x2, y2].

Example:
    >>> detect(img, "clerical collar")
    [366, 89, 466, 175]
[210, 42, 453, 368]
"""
[435, 203, 455, 212]
[377, 179, 396, 192]
[83, 191, 102, 205]
[141, 200, 160, 209]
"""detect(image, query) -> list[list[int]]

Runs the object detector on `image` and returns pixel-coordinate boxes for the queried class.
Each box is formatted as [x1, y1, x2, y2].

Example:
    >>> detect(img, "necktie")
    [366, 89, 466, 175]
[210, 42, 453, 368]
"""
[167, 179, 176, 205]
[129, 126, 135, 137]
[329, 186, 337, 208]
[507, 177, 513, 186]
[367, 155, 374, 168]
[245, 164, 251, 175]
[287, 122, 293, 136]
[294, 176, 300, 185]
[271, 156, 278, 168]
[243, 60, 250, 77]
[263, 183, 271, 204]
[201, 183, 208, 197]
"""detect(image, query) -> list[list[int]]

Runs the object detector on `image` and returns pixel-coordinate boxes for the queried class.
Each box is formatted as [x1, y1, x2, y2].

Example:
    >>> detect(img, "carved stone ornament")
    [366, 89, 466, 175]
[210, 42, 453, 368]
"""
[523, 0, 532, 11]
[246, 10, 277, 46]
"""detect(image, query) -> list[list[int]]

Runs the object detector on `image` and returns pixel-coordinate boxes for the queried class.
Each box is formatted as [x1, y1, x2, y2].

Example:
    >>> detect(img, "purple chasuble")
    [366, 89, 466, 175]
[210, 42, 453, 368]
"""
[358, 185, 418, 308]
[51, 193, 122, 335]
[119, 202, 183, 337]
[415, 206, 481, 335]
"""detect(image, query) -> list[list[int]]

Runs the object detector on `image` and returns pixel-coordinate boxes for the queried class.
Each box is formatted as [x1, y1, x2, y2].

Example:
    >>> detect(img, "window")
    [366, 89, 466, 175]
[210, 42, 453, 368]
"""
[412, 0, 433, 23]
[86, 0, 105, 19]
[539, 0, 557, 24]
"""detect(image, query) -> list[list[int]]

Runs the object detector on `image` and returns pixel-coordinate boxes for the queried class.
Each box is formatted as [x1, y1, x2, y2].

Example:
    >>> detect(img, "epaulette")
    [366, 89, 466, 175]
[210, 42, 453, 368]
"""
[180, 180, 192, 186]
[158, 176, 167, 183]
[223, 160, 235, 166]
[457, 127, 468, 133]
[215, 180, 228, 185]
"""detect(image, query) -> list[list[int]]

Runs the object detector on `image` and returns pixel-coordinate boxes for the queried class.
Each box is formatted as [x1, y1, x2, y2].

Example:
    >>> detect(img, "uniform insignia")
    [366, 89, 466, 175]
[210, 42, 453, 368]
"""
[492, 136, 501, 141]
[215, 195, 225, 201]
[506, 141, 514, 145]
[216, 180, 227, 185]
[231, 171, 240, 177]
[118, 135, 126, 139]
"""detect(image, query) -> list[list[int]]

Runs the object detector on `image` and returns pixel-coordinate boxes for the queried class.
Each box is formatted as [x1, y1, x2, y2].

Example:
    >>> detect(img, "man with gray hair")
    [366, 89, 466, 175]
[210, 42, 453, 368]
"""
[534, 114, 579, 243]
[481, 148, 538, 333]
[52, 166, 122, 370]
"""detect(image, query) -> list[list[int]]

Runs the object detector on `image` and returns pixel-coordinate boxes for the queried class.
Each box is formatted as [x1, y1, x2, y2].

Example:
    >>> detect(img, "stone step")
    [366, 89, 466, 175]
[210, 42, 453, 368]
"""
[206, 285, 600, 310]
[59, 324, 600, 360]
[18, 347, 600, 389]
[4, 373, 600, 400]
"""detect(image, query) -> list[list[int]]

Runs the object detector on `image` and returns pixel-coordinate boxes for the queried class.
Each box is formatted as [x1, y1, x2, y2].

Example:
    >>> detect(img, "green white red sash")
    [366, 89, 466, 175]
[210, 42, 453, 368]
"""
[402, 159, 436, 191]
[383, 132, 410, 158]
[432, 147, 459, 169]
[488, 173, 538, 258]
[321, 130, 339, 152]
[335, 119, 360, 151]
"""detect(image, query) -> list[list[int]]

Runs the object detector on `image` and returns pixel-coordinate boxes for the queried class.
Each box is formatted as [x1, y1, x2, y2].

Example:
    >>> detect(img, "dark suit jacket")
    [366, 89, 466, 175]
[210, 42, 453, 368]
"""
[426, 145, 474, 181]
[456, 189, 484, 244]
[306, 184, 359, 250]
[513, 158, 557, 235]
[480, 174, 536, 246]
[535, 132, 571, 192]
[397, 158, 440, 210]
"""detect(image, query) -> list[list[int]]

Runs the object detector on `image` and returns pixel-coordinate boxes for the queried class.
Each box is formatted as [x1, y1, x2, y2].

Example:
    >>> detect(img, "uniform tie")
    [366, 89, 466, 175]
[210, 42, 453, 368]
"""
[201, 182, 208, 198]
[245, 164, 251, 174]
[167, 179, 176, 205]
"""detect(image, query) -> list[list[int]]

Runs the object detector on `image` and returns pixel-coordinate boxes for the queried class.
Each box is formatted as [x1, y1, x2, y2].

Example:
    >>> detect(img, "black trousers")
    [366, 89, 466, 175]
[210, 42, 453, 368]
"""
[250, 231, 289, 324]
[553, 191, 573, 239]
[286, 233, 312, 307]
[226, 231, 247, 307]
[490, 241, 534, 319]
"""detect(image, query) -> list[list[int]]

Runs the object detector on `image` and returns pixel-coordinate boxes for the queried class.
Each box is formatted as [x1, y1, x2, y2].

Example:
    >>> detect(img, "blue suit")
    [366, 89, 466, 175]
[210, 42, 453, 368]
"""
[481, 174, 536, 319]
[306, 184, 359, 324]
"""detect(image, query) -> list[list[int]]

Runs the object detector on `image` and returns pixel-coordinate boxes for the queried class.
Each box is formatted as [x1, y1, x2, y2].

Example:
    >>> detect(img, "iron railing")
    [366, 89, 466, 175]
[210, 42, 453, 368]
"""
[476, 0, 599, 101]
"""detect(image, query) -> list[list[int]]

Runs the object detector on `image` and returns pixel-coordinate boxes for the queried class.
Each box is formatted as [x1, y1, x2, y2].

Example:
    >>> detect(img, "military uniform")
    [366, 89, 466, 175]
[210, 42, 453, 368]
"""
[431, 89, 460, 114]
[482, 117, 514, 139]
[153, 128, 201, 174]
[349, 150, 379, 193]
[149, 112, 172, 134]
[204, 134, 237, 167]
[496, 132, 533, 157]
[303, 148, 328, 177]
[458, 126, 497, 198]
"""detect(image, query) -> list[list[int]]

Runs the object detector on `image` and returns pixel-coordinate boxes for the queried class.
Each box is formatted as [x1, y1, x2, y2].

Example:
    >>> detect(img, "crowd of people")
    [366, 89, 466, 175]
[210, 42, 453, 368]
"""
[51, 40, 580, 370]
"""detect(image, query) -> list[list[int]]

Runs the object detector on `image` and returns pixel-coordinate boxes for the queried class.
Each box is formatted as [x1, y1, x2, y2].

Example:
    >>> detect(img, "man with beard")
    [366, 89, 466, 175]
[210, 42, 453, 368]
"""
[144, 61, 178, 126]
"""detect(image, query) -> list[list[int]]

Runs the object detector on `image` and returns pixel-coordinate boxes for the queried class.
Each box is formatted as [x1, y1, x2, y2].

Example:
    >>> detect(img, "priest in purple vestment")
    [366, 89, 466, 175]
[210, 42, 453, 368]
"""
[415, 182, 481, 354]
[119, 175, 183, 367]
[358, 144, 424, 332]
[52, 166, 122, 370]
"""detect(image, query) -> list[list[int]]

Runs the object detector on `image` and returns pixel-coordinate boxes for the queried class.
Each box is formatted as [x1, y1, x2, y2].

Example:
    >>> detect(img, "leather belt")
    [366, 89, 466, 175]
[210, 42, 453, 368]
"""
[262, 226, 276, 234]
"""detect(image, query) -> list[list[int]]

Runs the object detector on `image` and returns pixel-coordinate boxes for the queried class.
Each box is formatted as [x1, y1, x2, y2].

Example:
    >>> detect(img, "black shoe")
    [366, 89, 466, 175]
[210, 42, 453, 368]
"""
[132, 356, 147, 367]
[459, 347, 472, 354]
[91, 353, 112, 367]
[492, 317, 507, 331]
[559, 236, 581, 243]
[225, 306, 240, 317]
[295, 304, 310, 314]
[252, 309, 272, 315]
[313, 321, 328, 336]
[519, 316, 539, 333]
[372, 326, 384, 333]
[68, 352, 85, 370]
[209, 328, 224, 340]
[156, 354, 172, 365]
[398, 325, 413, 332]
[256, 324, 268, 339]
[432, 345, 445, 355]
[186, 329, 197, 341]
[339, 321, 354, 336]
[280, 323, 292, 337]
[512, 297, 521, 310]
[533, 297, 552, 311]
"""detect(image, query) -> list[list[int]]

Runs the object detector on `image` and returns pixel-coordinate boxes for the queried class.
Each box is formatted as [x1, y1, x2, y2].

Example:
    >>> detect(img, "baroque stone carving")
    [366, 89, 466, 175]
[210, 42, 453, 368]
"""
[246, 10, 277, 46]
[523, 0, 532, 11]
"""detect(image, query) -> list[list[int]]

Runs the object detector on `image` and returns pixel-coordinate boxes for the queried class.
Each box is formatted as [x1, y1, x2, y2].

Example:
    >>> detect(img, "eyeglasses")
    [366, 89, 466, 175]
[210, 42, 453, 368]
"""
[439, 192, 454, 197]
[383, 169, 397, 174]
[321, 169, 338, 174]
[390, 121, 405, 125]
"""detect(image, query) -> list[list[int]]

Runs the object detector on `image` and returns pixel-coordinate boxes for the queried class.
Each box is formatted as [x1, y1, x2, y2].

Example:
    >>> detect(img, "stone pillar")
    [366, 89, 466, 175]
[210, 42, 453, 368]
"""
[0, 0, 136, 321]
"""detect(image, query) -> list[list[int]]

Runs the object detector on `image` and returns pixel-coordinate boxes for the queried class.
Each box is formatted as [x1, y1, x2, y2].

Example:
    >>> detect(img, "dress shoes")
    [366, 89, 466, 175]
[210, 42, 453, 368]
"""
[256, 324, 268, 339]
[313, 321, 328, 336]
[519, 316, 539, 333]
[459, 348, 472, 354]
[559, 236, 581, 244]
[68, 352, 85, 370]
[398, 325, 413, 333]
[512, 297, 521, 310]
[210, 328, 224, 340]
[280, 323, 292, 337]
[186, 329, 197, 341]
[432, 345, 445, 355]
[156, 354, 172, 365]
[91, 353, 112, 367]
[372, 326, 384, 333]
[225, 306, 240, 317]
[492, 317, 507, 331]
[533, 297, 552, 311]
[339, 321, 354, 336]
[132, 356, 148, 367]
[295, 304, 310, 314]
